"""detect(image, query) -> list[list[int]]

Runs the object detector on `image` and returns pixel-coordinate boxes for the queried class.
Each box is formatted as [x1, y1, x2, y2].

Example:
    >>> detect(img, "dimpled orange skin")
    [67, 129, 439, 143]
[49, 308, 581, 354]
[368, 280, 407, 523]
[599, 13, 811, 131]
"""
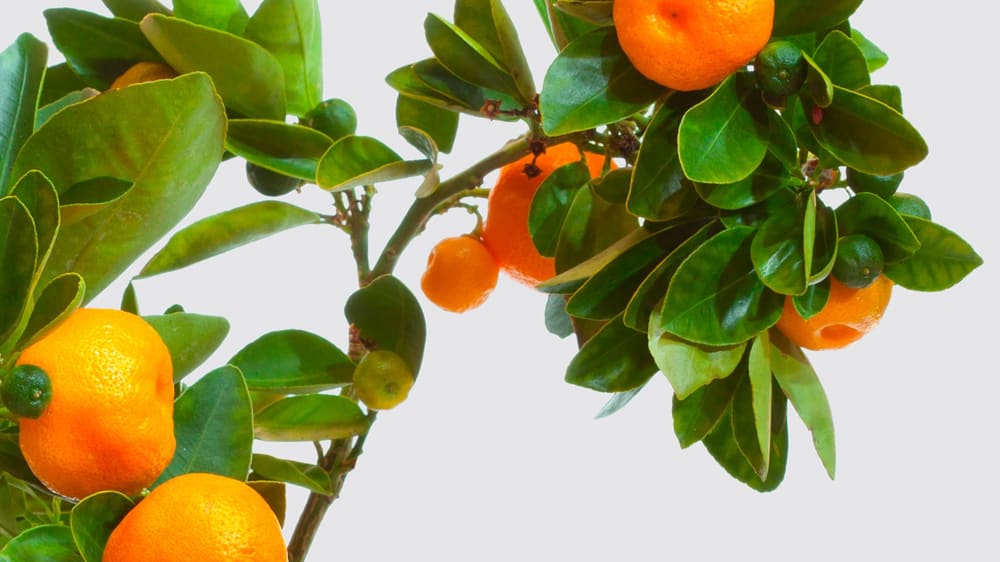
[102, 472, 288, 562]
[613, 0, 775, 91]
[14, 308, 175, 500]
[421, 235, 500, 313]
[776, 275, 894, 350]
[481, 143, 607, 287]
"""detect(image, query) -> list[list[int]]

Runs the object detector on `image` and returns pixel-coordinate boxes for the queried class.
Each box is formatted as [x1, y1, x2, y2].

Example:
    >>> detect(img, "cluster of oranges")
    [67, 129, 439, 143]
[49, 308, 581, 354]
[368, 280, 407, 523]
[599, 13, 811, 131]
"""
[420, 142, 606, 313]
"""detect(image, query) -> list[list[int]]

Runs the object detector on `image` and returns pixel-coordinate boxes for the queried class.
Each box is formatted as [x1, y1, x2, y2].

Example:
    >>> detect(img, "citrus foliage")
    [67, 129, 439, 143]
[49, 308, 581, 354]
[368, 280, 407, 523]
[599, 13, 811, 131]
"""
[0, 0, 983, 560]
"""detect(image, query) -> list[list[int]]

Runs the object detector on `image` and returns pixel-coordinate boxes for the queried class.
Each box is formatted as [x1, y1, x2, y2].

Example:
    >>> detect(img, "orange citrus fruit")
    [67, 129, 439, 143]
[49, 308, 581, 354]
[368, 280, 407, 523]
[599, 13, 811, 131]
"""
[776, 275, 894, 350]
[14, 308, 175, 500]
[102, 472, 287, 562]
[109, 61, 178, 90]
[613, 0, 775, 91]
[421, 235, 500, 313]
[481, 142, 606, 287]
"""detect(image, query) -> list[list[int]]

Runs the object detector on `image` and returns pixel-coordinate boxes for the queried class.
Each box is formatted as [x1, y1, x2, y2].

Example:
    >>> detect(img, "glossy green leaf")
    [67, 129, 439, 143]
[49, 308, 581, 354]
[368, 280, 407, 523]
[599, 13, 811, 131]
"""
[671, 369, 741, 448]
[801, 52, 834, 108]
[772, 0, 863, 36]
[703, 389, 788, 492]
[101, 0, 171, 21]
[858, 84, 903, 113]
[396, 95, 458, 155]
[770, 330, 835, 479]
[806, 86, 927, 175]
[695, 153, 794, 211]
[568, 221, 704, 321]
[156, 365, 254, 485]
[731, 367, 765, 478]
[12, 73, 225, 302]
[143, 312, 230, 382]
[44, 8, 163, 88]
[386, 59, 519, 121]
[537, 228, 648, 294]
[251, 453, 332, 495]
[535, 0, 600, 51]
[0, 34, 47, 194]
[678, 73, 769, 184]
[555, 185, 638, 273]
[173, 0, 248, 34]
[0, 437, 38, 486]
[884, 217, 983, 291]
[660, 227, 784, 346]
[812, 30, 870, 89]
[851, 29, 888, 73]
[138, 201, 322, 278]
[0, 197, 37, 346]
[539, 27, 663, 135]
[628, 97, 700, 220]
[225, 119, 332, 182]
[455, 0, 536, 102]
[0, 524, 83, 562]
[57, 176, 134, 227]
[792, 277, 830, 320]
[141, 14, 286, 119]
[649, 308, 745, 400]
[316, 135, 432, 192]
[809, 197, 838, 283]
[344, 275, 426, 376]
[254, 395, 369, 441]
[767, 109, 799, 171]
[592, 167, 630, 204]
[554, 0, 613, 25]
[425, 13, 523, 103]
[38, 63, 89, 107]
[397, 126, 442, 197]
[35, 88, 101, 130]
[622, 220, 719, 331]
[9, 171, 59, 276]
[751, 195, 809, 295]
[544, 294, 573, 339]
[594, 382, 646, 419]
[745, 333, 773, 478]
[565, 313, 657, 393]
[70, 491, 133, 562]
[229, 329, 355, 393]
[245, 0, 322, 116]
[835, 192, 919, 262]
[529, 161, 591, 257]
[15, 273, 84, 352]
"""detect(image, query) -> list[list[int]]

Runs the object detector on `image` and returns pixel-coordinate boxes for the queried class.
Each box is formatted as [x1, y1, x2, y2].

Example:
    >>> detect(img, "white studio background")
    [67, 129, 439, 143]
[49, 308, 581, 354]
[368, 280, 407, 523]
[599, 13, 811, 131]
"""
[3, 2, 998, 561]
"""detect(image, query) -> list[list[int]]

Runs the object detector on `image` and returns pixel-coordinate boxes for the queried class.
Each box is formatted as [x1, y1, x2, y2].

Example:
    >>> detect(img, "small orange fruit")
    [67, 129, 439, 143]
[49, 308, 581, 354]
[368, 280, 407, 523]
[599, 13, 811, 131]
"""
[102, 472, 287, 562]
[481, 142, 606, 287]
[421, 235, 499, 313]
[14, 308, 175, 500]
[109, 61, 178, 90]
[613, 0, 775, 91]
[776, 275, 894, 350]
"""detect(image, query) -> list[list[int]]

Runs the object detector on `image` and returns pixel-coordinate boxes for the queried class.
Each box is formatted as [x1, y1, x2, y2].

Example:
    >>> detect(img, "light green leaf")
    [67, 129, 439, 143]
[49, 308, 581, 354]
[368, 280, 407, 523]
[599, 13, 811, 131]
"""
[245, 0, 323, 116]
[0, 34, 47, 194]
[143, 312, 231, 382]
[316, 135, 432, 192]
[251, 453, 333, 495]
[229, 329, 355, 393]
[254, 395, 369, 441]
[70, 491, 133, 562]
[0, 524, 83, 562]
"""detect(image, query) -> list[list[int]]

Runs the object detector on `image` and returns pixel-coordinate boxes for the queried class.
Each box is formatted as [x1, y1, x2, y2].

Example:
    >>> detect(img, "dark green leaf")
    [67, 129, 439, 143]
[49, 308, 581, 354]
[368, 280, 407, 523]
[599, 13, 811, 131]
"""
[628, 97, 700, 220]
[15, 273, 84, 352]
[529, 161, 591, 257]
[385, 59, 520, 121]
[565, 313, 657, 392]
[554, 1, 613, 25]
[744, 333, 773, 478]
[792, 277, 830, 320]
[678, 73, 769, 184]
[12, 73, 226, 303]
[536, 0, 600, 51]
[0, 34, 47, 194]
[138, 201, 322, 278]
[695, 153, 794, 211]
[0, 197, 36, 346]
[751, 194, 809, 295]
[801, 52, 834, 108]
[649, 308, 745, 400]
[702, 389, 788, 492]
[57, 176, 134, 227]
[156, 365, 254, 485]
[173, 0, 248, 34]
[539, 27, 663, 135]
[884, 217, 983, 291]
[808, 197, 838, 283]
[143, 313, 230, 382]
[592, 167, 630, 204]
[671, 369, 741, 448]
[229, 329, 355, 393]
[835, 192, 919, 262]
[455, 0, 536, 102]
[316, 135, 432, 192]
[770, 330, 835, 479]
[544, 293, 574, 339]
[254, 395, 369, 441]
[555, 185, 638, 273]
[101, 0, 172, 21]
[226, 119, 332, 182]
[35, 88, 101, 130]
[424, 13, 523, 103]
[9, 171, 59, 274]
[38, 63, 89, 107]
[812, 30, 870, 89]
[141, 14, 286, 119]
[70, 491, 133, 562]
[396, 96, 458, 155]
[251, 453, 332, 495]
[660, 227, 784, 346]
[344, 275, 426, 376]
[766, 108, 799, 171]
[851, 29, 888, 73]
[0, 524, 83, 562]
[805, 86, 927, 175]
[537, 228, 648, 294]
[44, 8, 163, 88]
[245, 0, 322, 116]
[858, 84, 902, 113]
[772, 0, 863, 36]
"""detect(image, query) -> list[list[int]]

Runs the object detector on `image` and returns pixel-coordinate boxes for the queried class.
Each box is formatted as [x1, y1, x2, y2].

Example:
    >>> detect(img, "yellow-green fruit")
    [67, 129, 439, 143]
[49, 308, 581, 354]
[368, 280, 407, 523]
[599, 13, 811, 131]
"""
[353, 350, 414, 411]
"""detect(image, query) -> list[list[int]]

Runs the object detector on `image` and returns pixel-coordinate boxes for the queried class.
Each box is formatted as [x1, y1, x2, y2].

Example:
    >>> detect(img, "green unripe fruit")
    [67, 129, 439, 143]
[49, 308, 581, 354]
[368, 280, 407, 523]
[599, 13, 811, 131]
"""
[245, 162, 303, 197]
[846, 168, 904, 199]
[755, 40, 807, 97]
[890, 192, 932, 220]
[352, 350, 414, 411]
[2, 364, 52, 419]
[832, 234, 885, 289]
[303, 98, 357, 142]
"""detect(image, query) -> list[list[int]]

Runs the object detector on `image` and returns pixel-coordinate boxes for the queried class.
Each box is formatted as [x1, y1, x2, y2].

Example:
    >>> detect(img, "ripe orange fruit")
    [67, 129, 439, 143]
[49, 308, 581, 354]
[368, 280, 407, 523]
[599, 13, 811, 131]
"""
[109, 61, 178, 90]
[353, 350, 415, 411]
[613, 0, 775, 91]
[775, 275, 893, 350]
[102, 472, 287, 562]
[481, 142, 606, 287]
[421, 235, 499, 312]
[14, 308, 175, 500]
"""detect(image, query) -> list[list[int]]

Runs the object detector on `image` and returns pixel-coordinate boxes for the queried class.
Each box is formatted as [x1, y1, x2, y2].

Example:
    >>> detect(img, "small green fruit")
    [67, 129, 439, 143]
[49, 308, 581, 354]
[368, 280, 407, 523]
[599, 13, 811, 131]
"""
[303, 98, 357, 142]
[755, 41, 807, 97]
[890, 192, 932, 220]
[2, 364, 52, 419]
[245, 162, 303, 197]
[846, 168, 904, 199]
[832, 234, 884, 289]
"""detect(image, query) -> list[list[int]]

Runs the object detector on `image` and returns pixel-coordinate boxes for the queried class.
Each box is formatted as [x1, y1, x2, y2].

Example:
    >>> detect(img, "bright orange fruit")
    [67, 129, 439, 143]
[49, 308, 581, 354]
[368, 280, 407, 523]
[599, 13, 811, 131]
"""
[421, 235, 499, 313]
[776, 275, 893, 350]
